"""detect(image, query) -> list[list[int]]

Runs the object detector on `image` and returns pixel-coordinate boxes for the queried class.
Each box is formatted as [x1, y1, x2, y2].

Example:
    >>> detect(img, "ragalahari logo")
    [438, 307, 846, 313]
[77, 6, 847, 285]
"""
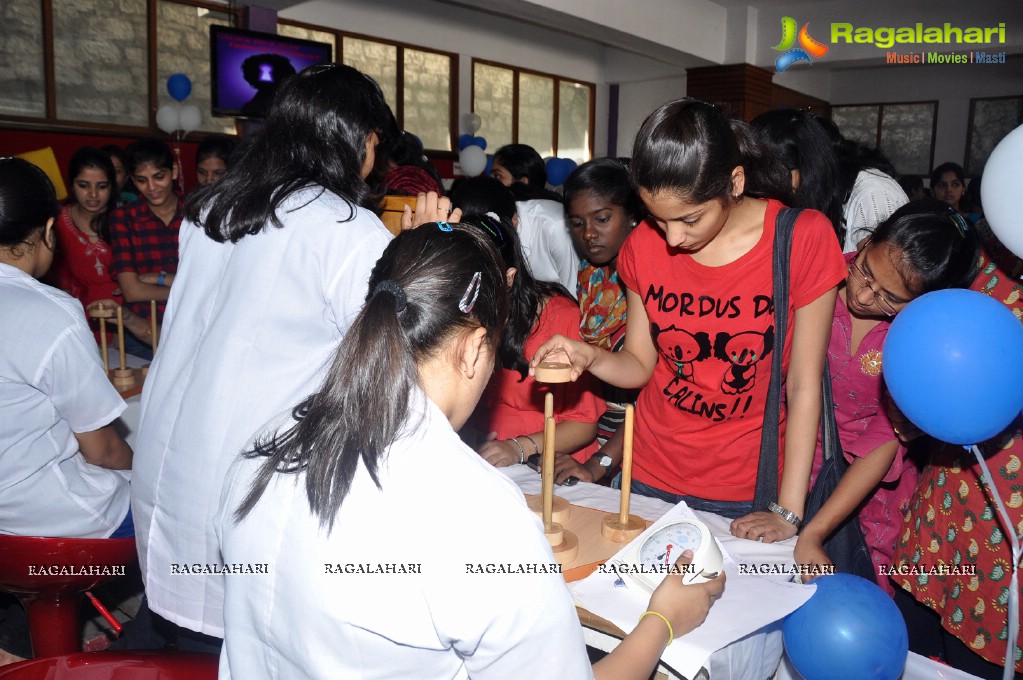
[772, 17, 829, 72]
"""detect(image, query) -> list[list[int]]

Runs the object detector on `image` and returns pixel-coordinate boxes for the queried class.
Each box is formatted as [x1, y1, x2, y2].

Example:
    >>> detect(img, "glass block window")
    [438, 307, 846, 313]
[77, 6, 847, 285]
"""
[832, 102, 937, 176]
[472, 59, 594, 161]
[967, 97, 1023, 175]
[403, 48, 451, 152]
[518, 73, 554, 157]
[342, 36, 398, 114]
[558, 80, 591, 164]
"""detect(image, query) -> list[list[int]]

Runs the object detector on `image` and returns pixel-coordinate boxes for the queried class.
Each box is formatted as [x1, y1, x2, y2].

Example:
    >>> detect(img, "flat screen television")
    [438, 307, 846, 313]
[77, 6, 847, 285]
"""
[210, 25, 333, 120]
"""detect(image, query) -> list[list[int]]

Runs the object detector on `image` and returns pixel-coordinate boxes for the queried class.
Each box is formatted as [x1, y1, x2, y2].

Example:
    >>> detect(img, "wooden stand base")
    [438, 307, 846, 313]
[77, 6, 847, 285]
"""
[549, 527, 579, 565]
[544, 521, 565, 547]
[601, 514, 647, 543]
[111, 367, 136, 389]
[141, 364, 150, 377]
[528, 494, 570, 524]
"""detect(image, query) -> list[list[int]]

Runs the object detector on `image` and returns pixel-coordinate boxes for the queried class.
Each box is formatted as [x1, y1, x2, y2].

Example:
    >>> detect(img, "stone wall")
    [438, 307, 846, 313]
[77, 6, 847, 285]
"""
[0, 1, 46, 118]
[53, 0, 149, 127]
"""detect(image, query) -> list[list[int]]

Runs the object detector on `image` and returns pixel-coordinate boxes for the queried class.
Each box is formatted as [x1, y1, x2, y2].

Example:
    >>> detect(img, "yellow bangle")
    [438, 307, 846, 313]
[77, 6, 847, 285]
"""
[639, 610, 674, 646]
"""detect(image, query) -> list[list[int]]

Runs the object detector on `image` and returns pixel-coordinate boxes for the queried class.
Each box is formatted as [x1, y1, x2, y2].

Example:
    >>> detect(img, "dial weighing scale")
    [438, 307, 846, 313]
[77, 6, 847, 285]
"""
[614, 517, 724, 594]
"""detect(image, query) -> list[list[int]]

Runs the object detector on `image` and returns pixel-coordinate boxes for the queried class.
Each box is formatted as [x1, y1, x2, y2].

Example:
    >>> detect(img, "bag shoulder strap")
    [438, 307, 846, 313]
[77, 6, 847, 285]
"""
[752, 207, 800, 512]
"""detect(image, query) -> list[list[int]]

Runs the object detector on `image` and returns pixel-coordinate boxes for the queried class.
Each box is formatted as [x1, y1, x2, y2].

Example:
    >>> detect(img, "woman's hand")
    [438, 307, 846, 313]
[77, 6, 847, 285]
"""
[529, 333, 598, 382]
[554, 455, 595, 485]
[401, 192, 462, 230]
[477, 438, 521, 467]
[730, 511, 798, 543]
[793, 531, 833, 576]
[86, 298, 120, 315]
[647, 550, 726, 638]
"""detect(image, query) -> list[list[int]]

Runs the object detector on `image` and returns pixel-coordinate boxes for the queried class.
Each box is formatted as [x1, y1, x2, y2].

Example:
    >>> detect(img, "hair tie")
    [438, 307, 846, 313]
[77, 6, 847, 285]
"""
[947, 206, 969, 238]
[373, 280, 407, 312]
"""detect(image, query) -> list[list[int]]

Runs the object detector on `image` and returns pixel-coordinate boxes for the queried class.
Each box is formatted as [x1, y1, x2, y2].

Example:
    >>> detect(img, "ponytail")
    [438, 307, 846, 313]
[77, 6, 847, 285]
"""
[235, 224, 508, 530]
[631, 98, 790, 204]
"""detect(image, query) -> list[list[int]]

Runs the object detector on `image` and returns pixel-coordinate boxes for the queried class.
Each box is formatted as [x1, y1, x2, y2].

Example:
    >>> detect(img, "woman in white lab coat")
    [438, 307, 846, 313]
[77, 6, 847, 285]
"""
[217, 222, 724, 679]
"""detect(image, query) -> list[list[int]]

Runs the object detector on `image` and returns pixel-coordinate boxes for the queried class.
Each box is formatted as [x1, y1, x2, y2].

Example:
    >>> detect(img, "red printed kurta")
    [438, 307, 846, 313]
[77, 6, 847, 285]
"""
[892, 248, 1023, 670]
[617, 199, 846, 500]
[51, 205, 119, 310]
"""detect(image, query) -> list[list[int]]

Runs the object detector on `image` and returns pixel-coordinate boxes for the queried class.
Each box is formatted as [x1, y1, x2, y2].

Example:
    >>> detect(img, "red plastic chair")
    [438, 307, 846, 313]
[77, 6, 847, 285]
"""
[0, 536, 138, 658]
[0, 651, 219, 679]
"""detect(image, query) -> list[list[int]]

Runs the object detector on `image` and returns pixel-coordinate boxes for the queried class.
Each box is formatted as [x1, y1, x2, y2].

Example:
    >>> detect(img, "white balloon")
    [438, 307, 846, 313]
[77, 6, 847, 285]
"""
[461, 112, 482, 134]
[179, 104, 202, 134]
[981, 123, 1023, 260]
[458, 146, 487, 177]
[156, 104, 180, 134]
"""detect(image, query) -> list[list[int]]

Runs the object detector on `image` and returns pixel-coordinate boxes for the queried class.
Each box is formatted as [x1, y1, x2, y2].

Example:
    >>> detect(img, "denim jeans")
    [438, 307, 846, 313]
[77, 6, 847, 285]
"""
[612, 475, 754, 519]
[121, 331, 153, 362]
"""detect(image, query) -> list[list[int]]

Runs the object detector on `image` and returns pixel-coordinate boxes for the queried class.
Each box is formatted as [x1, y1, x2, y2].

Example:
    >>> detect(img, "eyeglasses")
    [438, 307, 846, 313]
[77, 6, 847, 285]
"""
[848, 252, 898, 317]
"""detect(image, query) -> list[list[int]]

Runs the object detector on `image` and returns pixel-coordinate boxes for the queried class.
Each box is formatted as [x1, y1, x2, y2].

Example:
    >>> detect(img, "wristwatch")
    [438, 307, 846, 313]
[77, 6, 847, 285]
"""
[590, 454, 613, 478]
[156, 271, 167, 286]
[767, 502, 802, 528]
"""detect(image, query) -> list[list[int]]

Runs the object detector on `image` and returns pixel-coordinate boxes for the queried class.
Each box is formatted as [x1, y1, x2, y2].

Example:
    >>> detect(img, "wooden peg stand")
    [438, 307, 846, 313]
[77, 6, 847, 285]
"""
[600, 404, 645, 542]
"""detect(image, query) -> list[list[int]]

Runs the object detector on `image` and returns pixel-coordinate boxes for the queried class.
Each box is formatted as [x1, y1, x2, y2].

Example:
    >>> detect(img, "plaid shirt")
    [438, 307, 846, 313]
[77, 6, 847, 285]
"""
[109, 198, 183, 322]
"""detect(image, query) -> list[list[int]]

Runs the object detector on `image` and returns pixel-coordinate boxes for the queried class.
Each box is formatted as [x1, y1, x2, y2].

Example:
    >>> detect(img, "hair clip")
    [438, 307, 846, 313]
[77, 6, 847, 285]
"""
[946, 206, 969, 238]
[437, 222, 453, 232]
[477, 216, 504, 243]
[458, 271, 482, 314]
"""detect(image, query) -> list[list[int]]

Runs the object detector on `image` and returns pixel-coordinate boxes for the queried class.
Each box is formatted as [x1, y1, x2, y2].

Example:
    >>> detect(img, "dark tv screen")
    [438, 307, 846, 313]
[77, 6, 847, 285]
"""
[210, 25, 332, 119]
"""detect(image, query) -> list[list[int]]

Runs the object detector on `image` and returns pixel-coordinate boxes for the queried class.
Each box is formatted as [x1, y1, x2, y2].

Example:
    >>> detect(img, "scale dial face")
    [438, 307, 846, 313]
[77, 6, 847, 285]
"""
[638, 521, 704, 567]
[618, 518, 724, 595]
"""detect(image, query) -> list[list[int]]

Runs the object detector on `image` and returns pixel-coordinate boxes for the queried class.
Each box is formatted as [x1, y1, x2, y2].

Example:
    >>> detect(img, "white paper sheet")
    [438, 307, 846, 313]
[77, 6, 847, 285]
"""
[569, 503, 816, 679]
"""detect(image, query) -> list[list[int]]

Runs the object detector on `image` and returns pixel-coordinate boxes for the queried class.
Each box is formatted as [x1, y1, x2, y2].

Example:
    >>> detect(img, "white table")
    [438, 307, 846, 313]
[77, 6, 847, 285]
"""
[501, 465, 795, 680]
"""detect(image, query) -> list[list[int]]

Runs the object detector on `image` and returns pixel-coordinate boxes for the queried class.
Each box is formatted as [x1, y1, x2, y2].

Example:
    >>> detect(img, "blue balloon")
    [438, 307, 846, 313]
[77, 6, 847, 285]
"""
[883, 289, 1023, 445]
[546, 157, 577, 187]
[457, 134, 474, 151]
[471, 136, 487, 151]
[167, 73, 192, 102]
[784, 574, 908, 680]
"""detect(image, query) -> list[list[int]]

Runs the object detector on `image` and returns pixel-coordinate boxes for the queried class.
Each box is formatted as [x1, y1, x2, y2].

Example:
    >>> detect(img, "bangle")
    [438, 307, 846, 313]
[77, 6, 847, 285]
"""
[518, 435, 540, 456]
[639, 610, 673, 646]
[156, 271, 167, 287]
[508, 438, 526, 465]
[767, 502, 802, 528]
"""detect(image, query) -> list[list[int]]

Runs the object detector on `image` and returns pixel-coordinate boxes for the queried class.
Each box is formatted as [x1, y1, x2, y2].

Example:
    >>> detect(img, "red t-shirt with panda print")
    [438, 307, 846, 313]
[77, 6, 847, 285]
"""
[617, 199, 846, 500]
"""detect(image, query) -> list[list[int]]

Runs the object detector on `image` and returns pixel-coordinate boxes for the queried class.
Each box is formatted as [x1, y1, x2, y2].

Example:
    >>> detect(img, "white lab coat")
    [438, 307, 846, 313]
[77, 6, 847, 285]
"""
[132, 187, 392, 635]
[0, 264, 128, 538]
[216, 394, 594, 679]
[516, 198, 580, 297]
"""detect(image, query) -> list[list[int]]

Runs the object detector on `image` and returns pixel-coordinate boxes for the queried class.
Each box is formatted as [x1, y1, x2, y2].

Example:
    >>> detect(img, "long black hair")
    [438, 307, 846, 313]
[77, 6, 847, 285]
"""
[66, 146, 118, 243]
[631, 98, 791, 205]
[751, 110, 843, 238]
[0, 158, 58, 251]
[868, 198, 980, 296]
[188, 63, 397, 244]
[235, 223, 508, 529]
[459, 213, 573, 379]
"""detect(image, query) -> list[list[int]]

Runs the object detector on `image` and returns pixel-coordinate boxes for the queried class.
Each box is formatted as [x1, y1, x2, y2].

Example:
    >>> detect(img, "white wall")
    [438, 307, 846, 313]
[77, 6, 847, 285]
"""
[281, 0, 701, 160]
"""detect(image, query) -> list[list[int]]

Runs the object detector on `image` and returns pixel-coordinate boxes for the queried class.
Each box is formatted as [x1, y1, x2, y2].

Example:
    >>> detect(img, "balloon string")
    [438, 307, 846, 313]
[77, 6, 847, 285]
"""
[970, 444, 1022, 680]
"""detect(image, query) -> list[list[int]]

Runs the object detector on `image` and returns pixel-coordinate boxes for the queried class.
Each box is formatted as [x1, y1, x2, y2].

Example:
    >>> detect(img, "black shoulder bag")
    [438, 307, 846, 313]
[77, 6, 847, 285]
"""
[752, 207, 874, 580]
